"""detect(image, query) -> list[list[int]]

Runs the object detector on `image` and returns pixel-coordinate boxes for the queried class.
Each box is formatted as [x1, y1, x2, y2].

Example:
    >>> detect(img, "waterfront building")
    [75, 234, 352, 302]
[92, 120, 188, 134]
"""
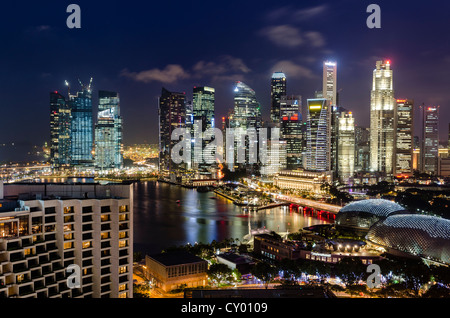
[145, 251, 207, 292]
[158, 87, 187, 180]
[94, 91, 123, 173]
[370, 60, 395, 178]
[273, 169, 332, 193]
[305, 98, 331, 172]
[69, 79, 94, 168]
[50, 91, 71, 170]
[280, 95, 303, 170]
[0, 182, 133, 298]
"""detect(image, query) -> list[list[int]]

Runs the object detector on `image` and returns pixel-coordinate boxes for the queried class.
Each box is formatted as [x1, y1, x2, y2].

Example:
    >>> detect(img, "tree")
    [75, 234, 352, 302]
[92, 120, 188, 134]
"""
[207, 263, 234, 286]
[335, 257, 366, 287]
[251, 262, 277, 288]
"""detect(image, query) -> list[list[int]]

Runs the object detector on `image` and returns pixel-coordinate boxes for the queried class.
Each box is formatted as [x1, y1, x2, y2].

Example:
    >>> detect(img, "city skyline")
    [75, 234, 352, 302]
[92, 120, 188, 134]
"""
[1, 0, 450, 150]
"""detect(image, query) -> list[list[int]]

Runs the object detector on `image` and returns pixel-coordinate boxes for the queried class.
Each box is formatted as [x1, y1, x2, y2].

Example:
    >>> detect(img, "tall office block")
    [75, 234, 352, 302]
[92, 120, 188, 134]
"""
[69, 79, 94, 168]
[229, 81, 263, 171]
[421, 105, 439, 175]
[370, 60, 395, 178]
[305, 98, 331, 172]
[158, 87, 186, 177]
[394, 99, 414, 176]
[323, 61, 337, 106]
[280, 95, 303, 170]
[355, 126, 370, 172]
[50, 91, 71, 169]
[337, 111, 355, 183]
[1, 182, 133, 298]
[192, 86, 215, 172]
[270, 72, 287, 123]
[95, 91, 123, 173]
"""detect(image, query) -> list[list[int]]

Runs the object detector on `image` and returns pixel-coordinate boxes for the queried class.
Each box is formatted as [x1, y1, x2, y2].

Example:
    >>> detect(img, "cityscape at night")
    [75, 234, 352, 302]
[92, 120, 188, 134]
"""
[0, 0, 449, 311]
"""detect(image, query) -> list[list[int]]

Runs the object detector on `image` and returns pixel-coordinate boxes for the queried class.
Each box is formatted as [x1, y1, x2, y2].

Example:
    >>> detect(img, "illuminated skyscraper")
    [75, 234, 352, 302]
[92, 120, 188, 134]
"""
[323, 61, 337, 106]
[270, 72, 287, 123]
[280, 95, 303, 170]
[158, 87, 186, 177]
[370, 60, 395, 178]
[230, 81, 263, 171]
[337, 111, 355, 183]
[192, 86, 215, 172]
[306, 98, 331, 172]
[69, 79, 94, 168]
[94, 91, 123, 173]
[421, 105, 439, 175]
[50, 91, 71, 169]
[394, 99, 414, 176]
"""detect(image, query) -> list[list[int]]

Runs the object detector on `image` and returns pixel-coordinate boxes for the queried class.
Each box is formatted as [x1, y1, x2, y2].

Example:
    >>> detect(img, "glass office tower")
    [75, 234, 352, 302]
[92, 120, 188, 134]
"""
[306, 98, 331, 172]
[158, 87, 186, 176]
[338, 111, 355, 184]
[95, 90, 123, 173]
[280, 95, 303, 170]
[394, 99, 414, 176]
[421, 105, 439, 175]
[270, 72, 287, 123]
[370, 60, 395, 178]
[192, 86, 215, 171]
[50, 91, 71, 169]
[69, 79, 94, 168]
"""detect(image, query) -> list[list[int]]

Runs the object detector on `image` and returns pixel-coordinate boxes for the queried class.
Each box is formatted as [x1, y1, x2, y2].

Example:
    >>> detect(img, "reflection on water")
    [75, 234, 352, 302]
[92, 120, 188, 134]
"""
[133, 181, 332, 255]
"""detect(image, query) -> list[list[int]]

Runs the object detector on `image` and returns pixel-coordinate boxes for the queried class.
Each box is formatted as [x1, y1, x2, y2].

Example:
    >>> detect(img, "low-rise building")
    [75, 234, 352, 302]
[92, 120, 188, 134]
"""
[145, 251, 207, 292]
[273, 169, 332, 193]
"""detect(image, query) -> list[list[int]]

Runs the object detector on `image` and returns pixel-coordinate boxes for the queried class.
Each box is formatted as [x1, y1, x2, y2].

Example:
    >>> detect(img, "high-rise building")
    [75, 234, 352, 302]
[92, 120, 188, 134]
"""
[421, 105, 439, 175]
[270, 72, 287, 123]
[158, 87, 186, 178]
[50, 91, 71, 169]
[337, 111, 355, 183]
[94, 91, 123, 173]
[355, 126, 370, 172]
[394, 99, 414, 176]
[305, 98, 331, 172]
[192, 86, 215, 172]
[69, 79, 94, 168]
[229, 81, 263, 171]
[280, 95, 303, 170]
[323, 61, 337, 106]
[0, 182, 133, 298]
[370, 60, 395, 178]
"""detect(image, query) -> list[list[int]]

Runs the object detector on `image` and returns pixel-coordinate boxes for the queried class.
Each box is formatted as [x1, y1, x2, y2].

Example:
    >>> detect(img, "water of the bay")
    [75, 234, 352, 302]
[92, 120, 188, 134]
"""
[133, 181, 333, 256]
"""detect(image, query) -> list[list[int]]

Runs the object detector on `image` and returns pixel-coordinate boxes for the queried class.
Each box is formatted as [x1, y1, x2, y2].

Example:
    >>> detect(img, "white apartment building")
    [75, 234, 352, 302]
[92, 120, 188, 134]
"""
[0, 181, 133, 298]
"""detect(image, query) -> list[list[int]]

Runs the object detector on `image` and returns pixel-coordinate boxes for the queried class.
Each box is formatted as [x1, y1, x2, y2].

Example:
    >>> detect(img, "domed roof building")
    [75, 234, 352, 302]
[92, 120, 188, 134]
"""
[335, 199, 409, 231]
[366, 214, 450, 265]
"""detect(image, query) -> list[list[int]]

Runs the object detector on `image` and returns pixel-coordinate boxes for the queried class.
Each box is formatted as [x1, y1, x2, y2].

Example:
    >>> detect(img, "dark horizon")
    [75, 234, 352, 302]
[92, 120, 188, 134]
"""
[0, 0, 449, 152]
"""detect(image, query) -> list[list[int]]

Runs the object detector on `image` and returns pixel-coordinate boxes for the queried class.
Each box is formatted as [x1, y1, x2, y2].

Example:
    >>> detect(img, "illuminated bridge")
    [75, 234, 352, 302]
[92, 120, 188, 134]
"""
[274, 194, 341, 219]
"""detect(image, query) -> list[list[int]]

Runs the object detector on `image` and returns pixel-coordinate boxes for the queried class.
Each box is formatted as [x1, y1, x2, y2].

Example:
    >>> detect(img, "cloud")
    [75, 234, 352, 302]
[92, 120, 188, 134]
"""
[259, 25, 303, 48]
[192, 55, 251, 83]
[259, 25, 325, 48]
[267, 4, 329, 22]
[120, 64, 190, 84]
[271, 60, 318, 79]
[121, 55, 251, 84]
[292, 5, 329, 21]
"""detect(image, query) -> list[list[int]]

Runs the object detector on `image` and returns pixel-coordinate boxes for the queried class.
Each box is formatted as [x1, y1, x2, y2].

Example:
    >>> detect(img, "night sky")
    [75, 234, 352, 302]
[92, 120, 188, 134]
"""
[0, 0, 449, 153]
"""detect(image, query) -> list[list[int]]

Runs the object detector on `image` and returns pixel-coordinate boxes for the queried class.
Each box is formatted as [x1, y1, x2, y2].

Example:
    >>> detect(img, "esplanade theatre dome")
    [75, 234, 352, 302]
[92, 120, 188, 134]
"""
[335, 199, 409, 230]
[366, 214, 450, 265]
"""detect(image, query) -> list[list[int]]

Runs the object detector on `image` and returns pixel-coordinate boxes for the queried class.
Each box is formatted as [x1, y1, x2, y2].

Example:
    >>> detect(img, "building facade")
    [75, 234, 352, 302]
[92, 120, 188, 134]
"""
[158, 87, 187, 179]
[421, 105, 439, 175]
[394, 99, 414, 176]
[0, 182, 133, 298]
[50, 91, 71, 170]
[337, 111, 355, 184]
[94, 90, 123, 173]
[69, 79, 94, 168]
[270, 72, 287, 123]
[370, 60, 395, 178]
[305, 98, 331, 172]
